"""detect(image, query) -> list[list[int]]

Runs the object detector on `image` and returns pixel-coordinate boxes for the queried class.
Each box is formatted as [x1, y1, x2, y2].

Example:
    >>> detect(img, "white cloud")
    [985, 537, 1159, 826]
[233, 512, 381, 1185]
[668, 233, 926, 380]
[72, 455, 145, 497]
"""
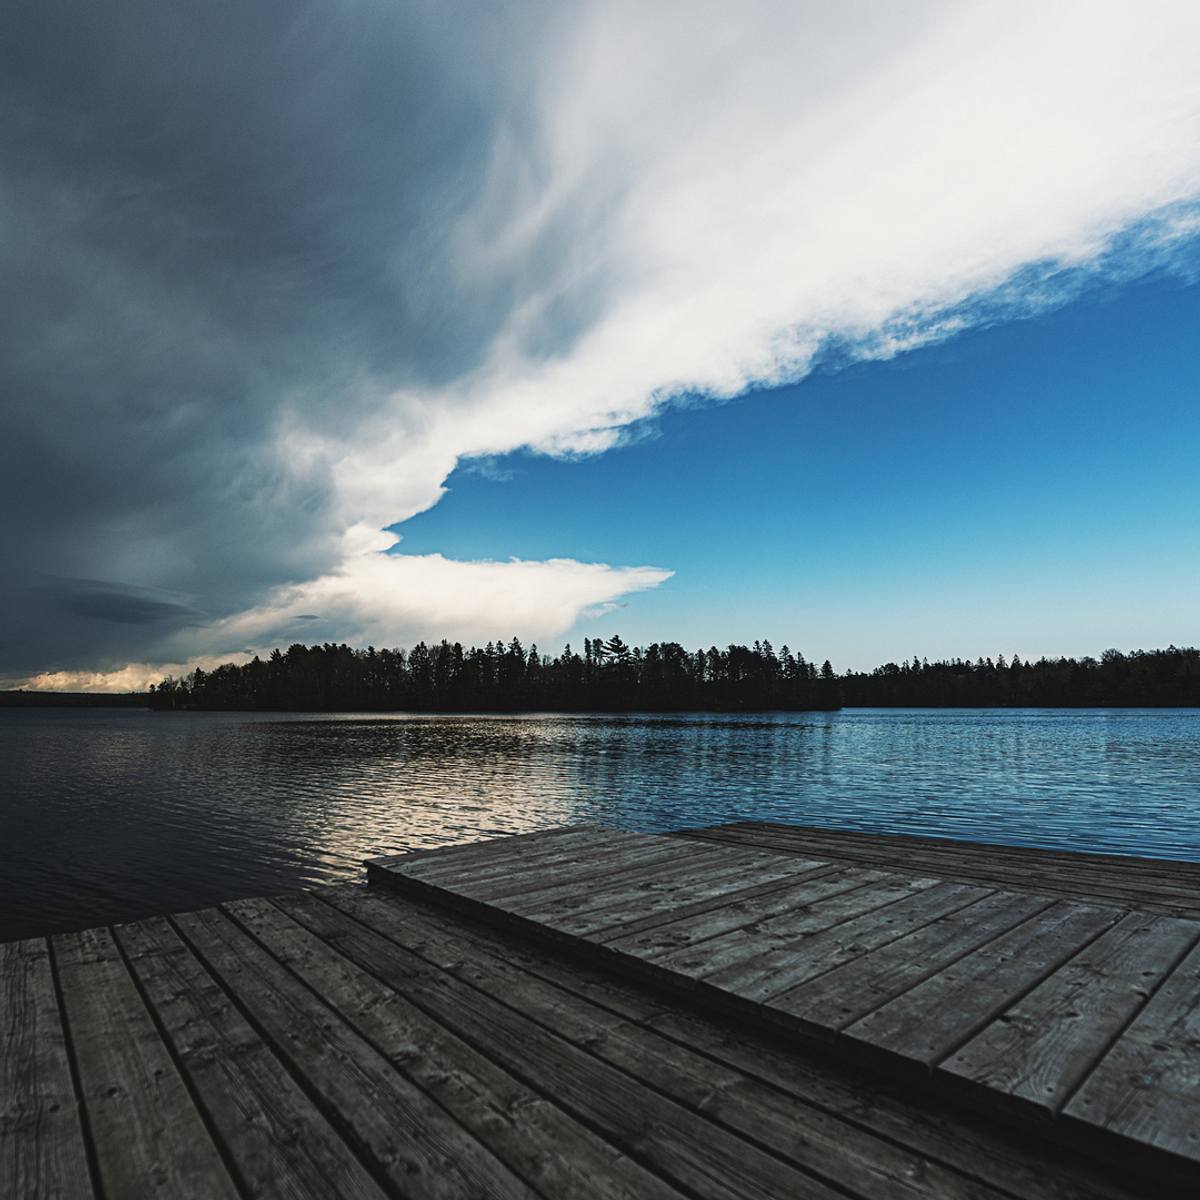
[16, 659, 234, 694]
[194, 547, 672, 657]
[300, 0, 1200, 532]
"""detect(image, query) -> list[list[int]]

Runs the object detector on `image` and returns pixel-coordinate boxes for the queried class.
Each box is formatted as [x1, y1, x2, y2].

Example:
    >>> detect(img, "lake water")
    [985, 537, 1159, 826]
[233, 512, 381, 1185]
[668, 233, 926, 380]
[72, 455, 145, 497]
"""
[2, 707, 1198, 942]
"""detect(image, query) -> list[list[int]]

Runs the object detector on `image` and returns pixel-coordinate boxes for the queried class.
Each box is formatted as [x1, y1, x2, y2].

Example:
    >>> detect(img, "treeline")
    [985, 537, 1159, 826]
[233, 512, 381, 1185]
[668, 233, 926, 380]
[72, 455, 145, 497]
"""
[149, 641, 1200, 713]
[842, 647, 1200, 707]
[150, 637, 840, 712]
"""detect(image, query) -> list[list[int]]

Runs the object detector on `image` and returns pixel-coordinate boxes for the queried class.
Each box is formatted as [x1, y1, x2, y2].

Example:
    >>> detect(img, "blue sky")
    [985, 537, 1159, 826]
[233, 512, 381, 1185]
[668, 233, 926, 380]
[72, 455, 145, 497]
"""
[395, 273, 1200, 670]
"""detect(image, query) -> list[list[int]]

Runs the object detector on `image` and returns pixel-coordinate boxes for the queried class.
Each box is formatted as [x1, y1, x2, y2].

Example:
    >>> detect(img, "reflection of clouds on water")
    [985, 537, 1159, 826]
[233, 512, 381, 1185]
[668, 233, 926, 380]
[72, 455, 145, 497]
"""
[2, 708, 1199, 940]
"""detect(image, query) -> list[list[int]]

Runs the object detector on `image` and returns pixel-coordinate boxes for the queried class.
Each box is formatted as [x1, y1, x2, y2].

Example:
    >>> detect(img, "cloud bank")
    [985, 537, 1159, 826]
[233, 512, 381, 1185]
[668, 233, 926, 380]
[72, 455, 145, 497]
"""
[3, 0, 1200, 687]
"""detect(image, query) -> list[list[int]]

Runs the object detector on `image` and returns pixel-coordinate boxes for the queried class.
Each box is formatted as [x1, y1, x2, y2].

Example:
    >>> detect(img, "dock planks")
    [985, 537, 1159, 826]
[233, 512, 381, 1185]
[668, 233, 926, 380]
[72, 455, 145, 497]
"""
[673, 820, 1200, 919]
[369, 824, 1200, 1186]
[11, 884, 1149, 1200]
[5, 819, 1194, 1198]
[0, 938, 92, 1200]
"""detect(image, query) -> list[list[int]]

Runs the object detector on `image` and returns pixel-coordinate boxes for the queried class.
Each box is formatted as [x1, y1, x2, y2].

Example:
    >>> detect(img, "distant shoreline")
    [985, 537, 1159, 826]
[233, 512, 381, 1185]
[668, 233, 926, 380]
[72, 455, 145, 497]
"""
[8, 644, 1196, 711]
[0, 690, 151, 708]
[4, 692, 1199, 712]
[147, 641, 1200, 712]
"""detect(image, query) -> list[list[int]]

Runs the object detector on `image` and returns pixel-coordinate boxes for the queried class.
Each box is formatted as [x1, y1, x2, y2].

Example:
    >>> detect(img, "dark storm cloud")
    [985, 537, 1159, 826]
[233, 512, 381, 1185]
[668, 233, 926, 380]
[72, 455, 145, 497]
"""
[0, 0, 566, 678]
[46, 578, 201, 627]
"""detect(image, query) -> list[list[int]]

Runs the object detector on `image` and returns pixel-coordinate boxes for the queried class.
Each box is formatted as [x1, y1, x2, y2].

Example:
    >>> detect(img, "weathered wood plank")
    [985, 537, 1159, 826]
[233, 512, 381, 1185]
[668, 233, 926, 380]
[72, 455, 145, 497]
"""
[52, 926, 238, 1200]
[597, 864, 844, 945]
[224, 897, 688, 1200]
[676, 823, 1200, 917]
[173, 904, 537, 1200]
[372, 830, 692, 915]
[675, 824, 1200, 894]
[465, 837, 722, 904]
[115, 915, 387, 1200]
[284, 890, 852, 1200]
[686, 821, 1200, 885]
[366, 823, 606, 876]
[1, 938, 93, 1200]
[716, 881, 993, 1006]
[845, 900, 1124, 1065]
[365, 824, 1200, 1181]
[603, 865, 885, 956]
[318, 888, 1017, 1200]
[524, 848, 826, 937]
[365, 827, 628, 898]
[25, 801, 1192, 1200]
[352, 886, 1149, 1200]
[773, 890, 1054, 1031]
[1064, 935, 1200, 1164]
[466, 834, 725, 896]
[942, 911, 1200, 1115]
[382, 827, 642, 889]
[648, 869, 931, 981]
[610, 972, 1149, 1200]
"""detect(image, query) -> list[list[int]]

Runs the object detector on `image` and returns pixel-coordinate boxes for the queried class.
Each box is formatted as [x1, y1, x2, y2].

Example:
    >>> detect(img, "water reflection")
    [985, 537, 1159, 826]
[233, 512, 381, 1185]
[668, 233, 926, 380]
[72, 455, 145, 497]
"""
[1, 707, 1198, 941]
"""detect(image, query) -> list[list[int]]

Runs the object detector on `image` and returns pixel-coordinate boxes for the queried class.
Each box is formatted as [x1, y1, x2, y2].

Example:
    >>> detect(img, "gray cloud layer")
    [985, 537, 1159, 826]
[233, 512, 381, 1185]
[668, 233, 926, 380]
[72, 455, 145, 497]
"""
[1, 1, 575, 676]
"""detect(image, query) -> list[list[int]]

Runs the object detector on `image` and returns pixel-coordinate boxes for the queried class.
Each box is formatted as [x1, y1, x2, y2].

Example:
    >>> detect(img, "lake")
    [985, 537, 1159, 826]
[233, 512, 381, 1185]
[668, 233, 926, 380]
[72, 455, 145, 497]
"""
[2, 707, 1198, 942]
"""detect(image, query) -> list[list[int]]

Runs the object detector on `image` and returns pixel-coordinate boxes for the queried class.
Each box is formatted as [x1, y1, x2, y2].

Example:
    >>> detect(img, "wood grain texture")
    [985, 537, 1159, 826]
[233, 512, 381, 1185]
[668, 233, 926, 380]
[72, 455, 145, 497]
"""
[675, 822, 1200, 918]
[15, 819, 1195, 1197]
[484, 840, 788, 908]
[595, 860, 844, 946]
[773, 889, 1054, 1030]
[464, 838, 723, 904]
[346, 884, 1152, 1200]
[294, 888, 853, 1200]
[384, 827, 647, 889]
[648, 870, 933, 981]
[318, 887, 997, 1200]
[941, 911, 1200, 1114]
[682, 821, 1200, 885]
[703, 880, 987, 1002]
[845, 899, 1125, 1065]
[173, 904, 535, 1200]
[52, 925, 238, 1200]
[1, 938, 93, 1200]
[522, 847, 824, 936]
[1064, 935, 1200, 1163]
[368, 822, 1200, 1184]
[115, 915, 386, 1200]
[224, 896, 686, 1200]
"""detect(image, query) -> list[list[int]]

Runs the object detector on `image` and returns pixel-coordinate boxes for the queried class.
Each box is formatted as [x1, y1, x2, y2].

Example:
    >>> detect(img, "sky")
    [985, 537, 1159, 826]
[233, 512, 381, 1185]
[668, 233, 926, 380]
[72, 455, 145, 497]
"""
[2, 1, 1199, 689]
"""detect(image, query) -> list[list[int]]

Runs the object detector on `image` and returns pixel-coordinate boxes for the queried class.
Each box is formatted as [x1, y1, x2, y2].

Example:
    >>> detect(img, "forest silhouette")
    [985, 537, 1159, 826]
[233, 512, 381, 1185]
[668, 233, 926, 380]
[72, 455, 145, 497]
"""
[147, 640, 1199, 712]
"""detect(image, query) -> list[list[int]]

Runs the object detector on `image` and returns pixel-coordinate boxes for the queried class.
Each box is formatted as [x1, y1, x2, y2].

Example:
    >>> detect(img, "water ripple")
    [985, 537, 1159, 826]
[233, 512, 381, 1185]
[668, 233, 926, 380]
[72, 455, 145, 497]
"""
[2, 707, 1198, 941]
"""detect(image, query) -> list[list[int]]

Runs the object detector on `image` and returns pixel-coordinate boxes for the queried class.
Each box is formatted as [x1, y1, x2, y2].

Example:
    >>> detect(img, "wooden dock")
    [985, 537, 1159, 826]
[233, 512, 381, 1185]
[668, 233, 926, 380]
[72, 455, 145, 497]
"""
[5, 823, 1196, 1198]
[673, 820, 1200, 919]
[369, 822, 1200, 1190]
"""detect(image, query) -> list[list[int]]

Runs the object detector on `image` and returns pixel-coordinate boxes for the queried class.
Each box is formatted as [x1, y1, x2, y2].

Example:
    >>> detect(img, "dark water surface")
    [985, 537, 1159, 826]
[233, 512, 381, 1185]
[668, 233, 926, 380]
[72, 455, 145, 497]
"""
[2, 707, 1198, 942]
